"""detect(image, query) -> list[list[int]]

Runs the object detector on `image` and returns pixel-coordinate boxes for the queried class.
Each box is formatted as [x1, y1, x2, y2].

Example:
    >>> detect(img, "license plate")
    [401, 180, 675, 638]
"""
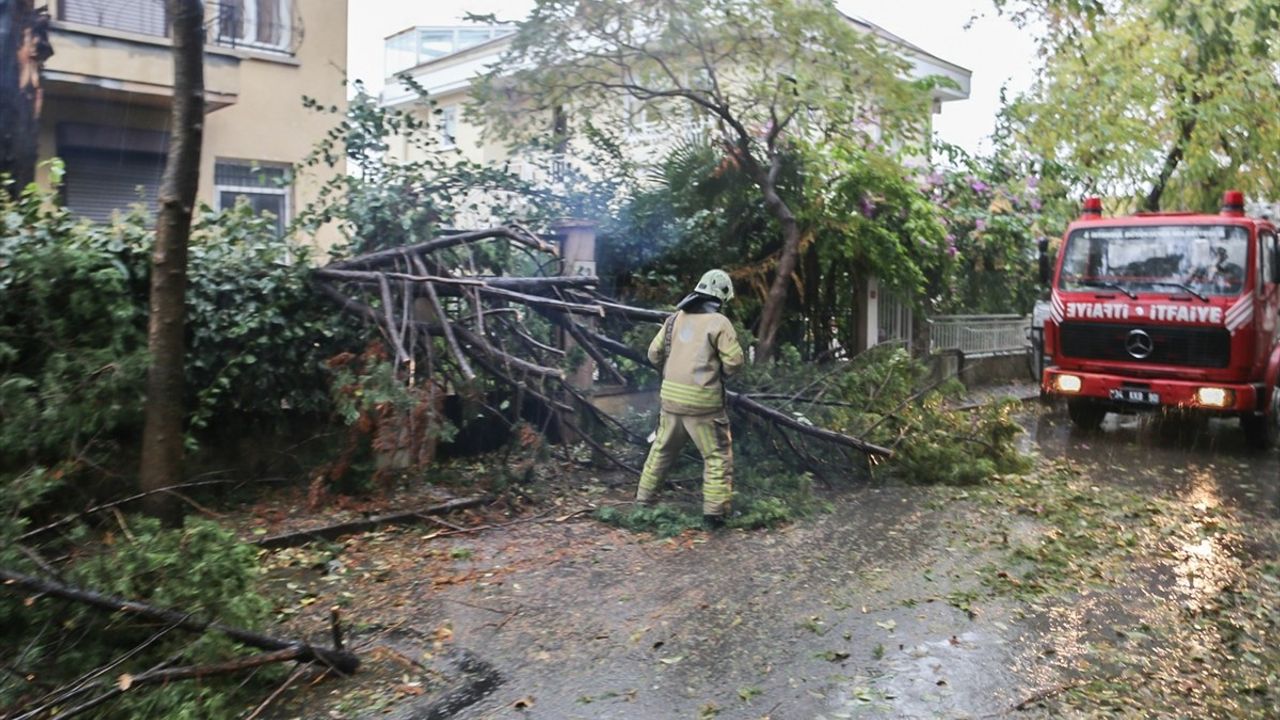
[1110, 389, 1160, 404]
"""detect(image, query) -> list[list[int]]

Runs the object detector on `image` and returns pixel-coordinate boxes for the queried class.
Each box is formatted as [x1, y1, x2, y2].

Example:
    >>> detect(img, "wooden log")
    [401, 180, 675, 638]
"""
[331, 226, 556, 270]
[316, 269, 595, 292]
[559, 317, 628, 386]
[313, 269, 604, 316]
[253, 496, 488, 549]
[421, 275, 476, 382]
[314, 282, 381, 324]
[0, 570, 360, 674]
[727, 392, 893, 458]
[452, 325, 566, 379]
[566, 291, 669, 322]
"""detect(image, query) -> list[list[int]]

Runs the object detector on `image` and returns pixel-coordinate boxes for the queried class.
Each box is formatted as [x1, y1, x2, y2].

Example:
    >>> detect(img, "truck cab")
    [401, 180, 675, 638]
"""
[1041, 191, 1280, 448]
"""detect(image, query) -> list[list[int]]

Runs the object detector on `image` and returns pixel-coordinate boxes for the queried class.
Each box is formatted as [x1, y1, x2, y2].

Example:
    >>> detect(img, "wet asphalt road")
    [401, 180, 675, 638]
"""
[1030, 408, 1280, 519]
[385, 404, 1279, 720]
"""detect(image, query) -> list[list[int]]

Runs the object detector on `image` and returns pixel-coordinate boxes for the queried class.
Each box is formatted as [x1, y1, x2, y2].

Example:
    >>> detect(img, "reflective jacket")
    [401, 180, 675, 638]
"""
[647, 308, 744, 414]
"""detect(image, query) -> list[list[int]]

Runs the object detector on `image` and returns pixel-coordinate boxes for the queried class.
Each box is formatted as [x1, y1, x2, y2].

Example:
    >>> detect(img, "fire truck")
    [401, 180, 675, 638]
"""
[1040, 191, 1280, 448]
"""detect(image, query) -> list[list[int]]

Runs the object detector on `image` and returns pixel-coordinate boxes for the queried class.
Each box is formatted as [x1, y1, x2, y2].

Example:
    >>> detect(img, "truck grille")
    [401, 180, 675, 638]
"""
[1058, 322, 1231, 368]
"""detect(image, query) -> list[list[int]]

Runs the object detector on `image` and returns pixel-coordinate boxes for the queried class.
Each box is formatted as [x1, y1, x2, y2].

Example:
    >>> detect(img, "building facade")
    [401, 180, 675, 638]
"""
[380, 15, 971, 176]
[380, 14, 972, 353]
[35, 0, 348, 248]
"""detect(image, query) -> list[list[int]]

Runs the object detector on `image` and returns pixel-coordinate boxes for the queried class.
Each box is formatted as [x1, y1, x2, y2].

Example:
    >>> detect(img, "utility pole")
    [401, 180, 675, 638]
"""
[139, 0, 204, 521]
[0, 0, 52, 197]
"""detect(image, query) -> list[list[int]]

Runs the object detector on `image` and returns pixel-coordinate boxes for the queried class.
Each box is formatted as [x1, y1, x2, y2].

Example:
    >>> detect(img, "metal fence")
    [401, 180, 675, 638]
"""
[927, 314, 1031, 357]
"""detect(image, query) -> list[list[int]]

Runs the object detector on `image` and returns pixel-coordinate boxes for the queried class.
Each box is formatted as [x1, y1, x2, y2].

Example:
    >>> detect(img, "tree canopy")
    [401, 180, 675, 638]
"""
[997, 0, 1280, 211]
[474, 0, 936, 361]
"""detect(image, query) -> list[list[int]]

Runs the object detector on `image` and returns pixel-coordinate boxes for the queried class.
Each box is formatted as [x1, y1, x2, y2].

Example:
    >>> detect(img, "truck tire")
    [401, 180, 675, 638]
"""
[1067, 398, 1106, 431]
[1242, 388, 1280, 450]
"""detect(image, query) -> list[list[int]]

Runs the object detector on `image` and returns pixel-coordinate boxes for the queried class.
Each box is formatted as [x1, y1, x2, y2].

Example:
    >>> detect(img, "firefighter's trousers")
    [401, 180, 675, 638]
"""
[636, 410, 733, 516]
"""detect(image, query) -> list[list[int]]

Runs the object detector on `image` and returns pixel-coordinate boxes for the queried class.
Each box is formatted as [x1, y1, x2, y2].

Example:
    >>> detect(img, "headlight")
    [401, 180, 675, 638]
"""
[1054, 374, 1082, 393]
[1195, 387, 1233, 408]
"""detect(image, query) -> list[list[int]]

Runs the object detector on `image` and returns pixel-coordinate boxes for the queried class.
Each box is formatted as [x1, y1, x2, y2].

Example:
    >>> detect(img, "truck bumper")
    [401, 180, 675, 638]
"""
[1042, 367, 1263, 414]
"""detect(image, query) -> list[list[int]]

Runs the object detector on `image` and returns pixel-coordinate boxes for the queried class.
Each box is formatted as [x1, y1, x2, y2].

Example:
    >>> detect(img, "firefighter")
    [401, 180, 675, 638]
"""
[635, 269, 744, 529]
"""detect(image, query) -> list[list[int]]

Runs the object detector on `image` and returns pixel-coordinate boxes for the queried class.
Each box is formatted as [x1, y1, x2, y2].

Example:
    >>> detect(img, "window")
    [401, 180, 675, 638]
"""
[58, 122, 169, 222]
[1060, 224, 1250, 297]
[440, 106, 458, 148]
[383, 25, 517, 76]
[215, 161, 290, 236]
[1262, 230, 1277, 287]
[217, 0, 291, 51]
[61, 0, 167, 37]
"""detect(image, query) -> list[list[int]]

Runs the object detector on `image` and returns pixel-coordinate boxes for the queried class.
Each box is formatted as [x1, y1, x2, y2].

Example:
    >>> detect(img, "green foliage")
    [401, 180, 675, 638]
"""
[295, 82, 542, 257]
[600, 136, 949, 358]
[476, 0, 933, 159]
[186, 202, 362, 432]
[926, 143, 1079, 314]
[0, 181, 359, 491]
[0, 517, 275, 717]
[823, 346, 1030, 485]
[996, 0, 1280, 210]
[595, 504, 706, 537]
[739, 345, 1030, 486]
[0, 187, 150, 479]
[595, 444, 831, 535]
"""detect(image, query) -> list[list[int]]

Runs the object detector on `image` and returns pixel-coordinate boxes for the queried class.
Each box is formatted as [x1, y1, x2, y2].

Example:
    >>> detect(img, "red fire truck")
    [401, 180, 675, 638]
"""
[1040, 191, 1280, 448]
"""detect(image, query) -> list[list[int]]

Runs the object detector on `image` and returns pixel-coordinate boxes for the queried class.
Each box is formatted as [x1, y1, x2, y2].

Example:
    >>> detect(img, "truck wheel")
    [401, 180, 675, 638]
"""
[1067, 398, 1106, 431]
[1242, 388, 1280, 450]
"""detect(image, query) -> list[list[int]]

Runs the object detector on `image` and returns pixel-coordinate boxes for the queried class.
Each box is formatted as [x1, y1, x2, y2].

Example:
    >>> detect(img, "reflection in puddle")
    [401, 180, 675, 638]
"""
[1170, 467, 1242, 613]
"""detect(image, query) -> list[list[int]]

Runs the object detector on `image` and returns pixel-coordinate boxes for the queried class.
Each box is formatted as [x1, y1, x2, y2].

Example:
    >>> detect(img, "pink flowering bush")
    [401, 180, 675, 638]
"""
[925, 143, 1078, 314]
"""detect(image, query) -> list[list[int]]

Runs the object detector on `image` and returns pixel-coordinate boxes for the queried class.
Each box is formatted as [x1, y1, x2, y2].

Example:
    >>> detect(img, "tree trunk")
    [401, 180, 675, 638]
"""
[139, 0, 204, 522]
[1143, 92, 1201, 213]
[754, 159, 802, 364]
[0, 0, 51, 197]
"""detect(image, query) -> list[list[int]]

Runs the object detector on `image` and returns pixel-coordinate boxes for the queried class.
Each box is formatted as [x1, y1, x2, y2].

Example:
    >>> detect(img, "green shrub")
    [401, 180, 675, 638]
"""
[0, 180, 361, 490]
[0, 516, 275, 718]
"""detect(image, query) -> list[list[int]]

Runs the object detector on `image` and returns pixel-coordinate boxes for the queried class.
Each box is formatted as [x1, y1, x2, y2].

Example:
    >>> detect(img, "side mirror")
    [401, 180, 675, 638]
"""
[1038, 237, 1052, 287]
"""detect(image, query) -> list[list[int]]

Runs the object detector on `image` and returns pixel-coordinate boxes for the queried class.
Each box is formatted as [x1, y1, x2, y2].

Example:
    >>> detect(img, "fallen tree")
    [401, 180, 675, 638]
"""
[311, 224, 893, 483]
[0, 568, 359, 675]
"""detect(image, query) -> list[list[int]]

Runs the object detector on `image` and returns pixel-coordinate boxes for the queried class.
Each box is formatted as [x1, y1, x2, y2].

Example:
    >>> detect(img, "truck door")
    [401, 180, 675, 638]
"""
[1257, 228, 1279, 372]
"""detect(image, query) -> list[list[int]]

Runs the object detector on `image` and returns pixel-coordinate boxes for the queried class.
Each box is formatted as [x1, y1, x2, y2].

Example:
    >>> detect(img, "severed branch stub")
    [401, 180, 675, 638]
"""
[313, 225, 893, 483]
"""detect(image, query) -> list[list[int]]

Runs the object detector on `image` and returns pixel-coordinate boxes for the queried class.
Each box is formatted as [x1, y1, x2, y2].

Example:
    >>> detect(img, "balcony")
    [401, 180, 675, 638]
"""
[55, 0, 299, 53]
[43, 0, 300, 110]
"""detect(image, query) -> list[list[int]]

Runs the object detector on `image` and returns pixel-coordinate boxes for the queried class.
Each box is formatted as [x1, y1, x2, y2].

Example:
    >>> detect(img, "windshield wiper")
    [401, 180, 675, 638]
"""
[1078, 279, 1137, 299]
[1145, 281, 1209, 302]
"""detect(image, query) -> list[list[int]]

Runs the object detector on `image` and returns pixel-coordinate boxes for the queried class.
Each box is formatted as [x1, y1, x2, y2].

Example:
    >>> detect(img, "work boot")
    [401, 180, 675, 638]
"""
[703, 514, 726, 531]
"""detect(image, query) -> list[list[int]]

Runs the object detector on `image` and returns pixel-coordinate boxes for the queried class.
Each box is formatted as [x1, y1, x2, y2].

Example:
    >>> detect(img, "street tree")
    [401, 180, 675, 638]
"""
[139, 0, 204, 521]
[995, 0, 1280, 211]
[0, 0, 52, 197]
[473, 0, 933, 362]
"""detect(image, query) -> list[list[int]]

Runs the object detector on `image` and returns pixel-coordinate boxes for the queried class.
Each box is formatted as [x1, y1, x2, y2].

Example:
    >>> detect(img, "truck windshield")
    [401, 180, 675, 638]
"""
[1059, 224, 1249, 297]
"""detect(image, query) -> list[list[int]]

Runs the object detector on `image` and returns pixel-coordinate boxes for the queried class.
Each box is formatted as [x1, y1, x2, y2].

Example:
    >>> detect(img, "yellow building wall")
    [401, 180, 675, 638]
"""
[35, 0, 348, 253]
[201, 0, 348, 252]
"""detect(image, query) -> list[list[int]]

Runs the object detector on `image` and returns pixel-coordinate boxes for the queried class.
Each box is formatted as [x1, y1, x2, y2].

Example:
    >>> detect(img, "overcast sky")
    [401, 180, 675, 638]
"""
[346, 0, 1038, 155]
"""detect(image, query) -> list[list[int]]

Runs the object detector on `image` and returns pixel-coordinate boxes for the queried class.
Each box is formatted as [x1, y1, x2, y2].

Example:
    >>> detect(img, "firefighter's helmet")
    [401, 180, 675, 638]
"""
[694, 269, 734, 303]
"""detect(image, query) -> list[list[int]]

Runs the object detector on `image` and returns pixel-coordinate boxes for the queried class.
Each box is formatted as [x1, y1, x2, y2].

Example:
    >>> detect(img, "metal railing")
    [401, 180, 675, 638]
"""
[927, 314, 1031, 357]
[57, 0, 299, 54]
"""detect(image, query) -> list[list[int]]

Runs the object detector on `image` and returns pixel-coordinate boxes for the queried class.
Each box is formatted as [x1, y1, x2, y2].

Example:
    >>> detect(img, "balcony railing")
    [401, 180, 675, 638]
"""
[57, 0, 299, 54]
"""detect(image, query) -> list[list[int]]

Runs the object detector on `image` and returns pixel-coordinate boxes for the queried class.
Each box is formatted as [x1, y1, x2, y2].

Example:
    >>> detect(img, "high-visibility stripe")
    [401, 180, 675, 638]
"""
[661, 380, 722, 407]
[721, 344, 743, 358]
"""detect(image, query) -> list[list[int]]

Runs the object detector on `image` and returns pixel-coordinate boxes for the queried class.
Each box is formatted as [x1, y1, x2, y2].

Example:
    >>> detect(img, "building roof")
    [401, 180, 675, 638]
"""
[382, 13, 972, 107]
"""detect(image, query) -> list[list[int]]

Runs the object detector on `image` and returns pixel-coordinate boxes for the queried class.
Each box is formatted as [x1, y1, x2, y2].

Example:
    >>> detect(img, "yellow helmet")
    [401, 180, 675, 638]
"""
[694, 269, 734, 303]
